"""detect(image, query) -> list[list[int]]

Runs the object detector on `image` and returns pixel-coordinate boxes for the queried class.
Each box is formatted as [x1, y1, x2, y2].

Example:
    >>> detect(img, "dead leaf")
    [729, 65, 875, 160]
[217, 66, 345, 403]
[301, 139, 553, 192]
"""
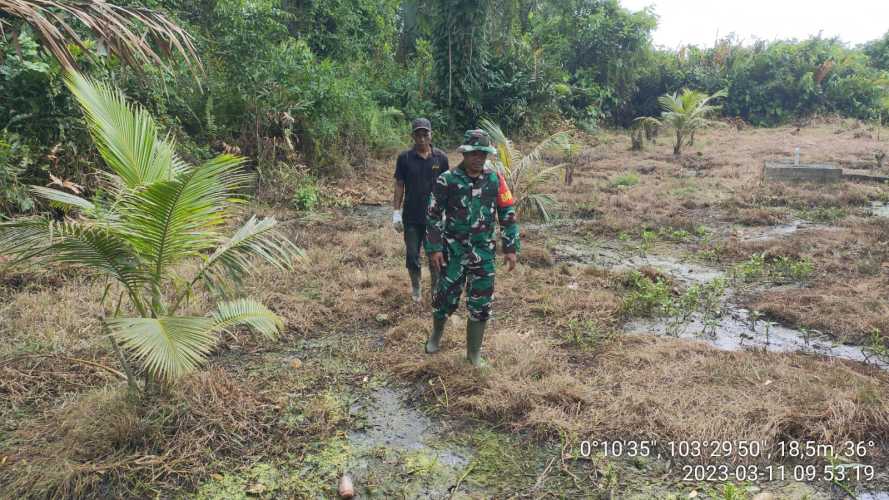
[47, 173, 84, 194]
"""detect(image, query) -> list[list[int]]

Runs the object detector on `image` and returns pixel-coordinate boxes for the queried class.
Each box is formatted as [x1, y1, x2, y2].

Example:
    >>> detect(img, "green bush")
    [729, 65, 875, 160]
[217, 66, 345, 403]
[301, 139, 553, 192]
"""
[731, 253, 813, 283]
[292, 175, 320, 212]
[610, 172, 640, 189]
[621, 271, 672, 317]
[631, 36, 889, 126]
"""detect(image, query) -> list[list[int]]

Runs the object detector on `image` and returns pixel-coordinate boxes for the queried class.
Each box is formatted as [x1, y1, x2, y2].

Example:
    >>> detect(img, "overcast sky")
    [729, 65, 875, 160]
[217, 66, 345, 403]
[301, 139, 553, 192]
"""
[619, 0, 889, 49]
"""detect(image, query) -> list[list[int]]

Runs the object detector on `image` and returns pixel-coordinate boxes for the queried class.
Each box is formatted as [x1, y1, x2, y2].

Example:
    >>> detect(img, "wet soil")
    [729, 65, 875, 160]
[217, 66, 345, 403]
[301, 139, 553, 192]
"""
[347, 386, 474, 498]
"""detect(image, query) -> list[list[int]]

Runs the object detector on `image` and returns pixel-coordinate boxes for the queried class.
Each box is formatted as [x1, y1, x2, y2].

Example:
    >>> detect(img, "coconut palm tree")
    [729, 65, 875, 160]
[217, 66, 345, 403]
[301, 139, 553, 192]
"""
[0, 72, 299, 389]
[636, 88, 727, 156]
[0, 1, 199, 72]
[480, 118, 568, 222]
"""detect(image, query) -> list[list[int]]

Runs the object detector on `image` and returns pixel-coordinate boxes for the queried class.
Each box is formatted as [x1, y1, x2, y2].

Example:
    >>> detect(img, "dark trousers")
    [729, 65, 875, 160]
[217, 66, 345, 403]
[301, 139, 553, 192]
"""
[403, 223, 427, 272]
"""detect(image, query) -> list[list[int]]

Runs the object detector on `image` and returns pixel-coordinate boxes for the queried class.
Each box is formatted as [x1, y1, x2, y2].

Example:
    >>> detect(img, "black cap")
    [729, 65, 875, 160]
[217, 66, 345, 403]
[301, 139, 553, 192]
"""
[411, 118, 432, 132]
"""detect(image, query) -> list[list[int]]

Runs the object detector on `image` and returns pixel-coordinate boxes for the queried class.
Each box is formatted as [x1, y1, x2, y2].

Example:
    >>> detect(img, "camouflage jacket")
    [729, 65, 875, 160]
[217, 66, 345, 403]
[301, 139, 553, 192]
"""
[424, 162, 519, 256]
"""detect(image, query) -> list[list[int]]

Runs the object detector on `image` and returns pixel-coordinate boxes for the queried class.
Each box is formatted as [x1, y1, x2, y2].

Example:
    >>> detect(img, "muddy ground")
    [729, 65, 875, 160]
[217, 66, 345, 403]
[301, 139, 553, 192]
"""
[2, 121, 889, 499]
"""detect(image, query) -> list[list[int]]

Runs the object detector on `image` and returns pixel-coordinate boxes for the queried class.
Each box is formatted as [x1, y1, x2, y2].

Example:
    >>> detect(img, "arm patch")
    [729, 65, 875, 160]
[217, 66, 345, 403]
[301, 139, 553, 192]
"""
[496, 171, 514, 208]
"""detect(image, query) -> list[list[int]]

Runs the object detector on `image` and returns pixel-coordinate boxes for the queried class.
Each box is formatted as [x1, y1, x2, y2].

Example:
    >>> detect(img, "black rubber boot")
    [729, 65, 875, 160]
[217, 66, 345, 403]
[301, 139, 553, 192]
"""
[466, 319, 488, 367]
[409, 268, 421, 302]
[425, 316, 447, 354]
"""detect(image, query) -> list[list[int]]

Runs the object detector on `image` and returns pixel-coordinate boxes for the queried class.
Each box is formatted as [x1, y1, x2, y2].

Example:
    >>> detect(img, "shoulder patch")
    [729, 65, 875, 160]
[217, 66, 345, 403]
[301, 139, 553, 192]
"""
[496, 171, 514, 208]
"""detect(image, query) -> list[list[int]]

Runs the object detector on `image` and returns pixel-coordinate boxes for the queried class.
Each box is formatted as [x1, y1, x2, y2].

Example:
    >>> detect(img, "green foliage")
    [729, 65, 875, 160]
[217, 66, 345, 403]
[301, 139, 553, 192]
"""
[730, 253, 813, 283]
[621, 271, 672, 317]
[0, 73, 300, 386]
[291, 175, 320, 211]
[430, 0, 491, 127]
[637, 88, 726, 155]
[0, 29, 97, 213]
[5, 0, 889, 218]
[634, 36, 889, 126]
[864, 31, 889, 71]
[866, 329, 889, 361]
[622, 270, 729, 337]
[532, 0, 657, 124]
[0, 132, 36, 213]
[481, 118, 568, 221]
[609, 172, 640, 189]
[797, 206, 848, 223]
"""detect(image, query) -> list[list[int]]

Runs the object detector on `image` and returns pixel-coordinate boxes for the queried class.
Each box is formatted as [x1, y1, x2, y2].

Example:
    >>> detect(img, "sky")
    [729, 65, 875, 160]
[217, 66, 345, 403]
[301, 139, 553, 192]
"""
[619, 0, 889, 49]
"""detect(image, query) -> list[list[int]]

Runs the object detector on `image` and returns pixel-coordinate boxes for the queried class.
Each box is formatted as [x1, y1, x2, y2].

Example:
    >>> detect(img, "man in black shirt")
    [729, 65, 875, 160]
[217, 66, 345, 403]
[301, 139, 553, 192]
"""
[393, 118, 450, 302]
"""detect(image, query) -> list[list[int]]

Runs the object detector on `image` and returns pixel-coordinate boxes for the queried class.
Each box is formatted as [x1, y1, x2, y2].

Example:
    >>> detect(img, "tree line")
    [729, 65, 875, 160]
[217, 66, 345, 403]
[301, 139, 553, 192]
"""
[2, 0, 889, 213]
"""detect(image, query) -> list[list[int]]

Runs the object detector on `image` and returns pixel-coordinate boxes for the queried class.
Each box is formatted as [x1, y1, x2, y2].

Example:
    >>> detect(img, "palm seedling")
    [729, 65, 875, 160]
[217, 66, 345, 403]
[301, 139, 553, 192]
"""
[0, 72, 300, 391]
[635, 88, 727, 156]
[479, 118, 569, 222]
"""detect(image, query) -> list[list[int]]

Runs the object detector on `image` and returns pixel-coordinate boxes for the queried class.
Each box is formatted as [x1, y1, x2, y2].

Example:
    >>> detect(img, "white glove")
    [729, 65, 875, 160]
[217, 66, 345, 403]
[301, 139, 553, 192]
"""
[392, 210, 404, 233]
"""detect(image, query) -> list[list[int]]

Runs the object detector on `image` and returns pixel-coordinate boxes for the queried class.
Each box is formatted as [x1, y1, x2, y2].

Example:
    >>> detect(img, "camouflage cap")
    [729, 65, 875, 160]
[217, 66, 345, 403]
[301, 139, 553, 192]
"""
[456, 129, 496, 154]
[411, 117, 432, 132]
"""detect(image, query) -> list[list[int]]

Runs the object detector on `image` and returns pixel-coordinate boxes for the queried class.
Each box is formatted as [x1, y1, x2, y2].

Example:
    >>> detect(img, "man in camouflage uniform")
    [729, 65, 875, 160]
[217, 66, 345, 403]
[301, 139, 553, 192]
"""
[424, 129, 519, 367]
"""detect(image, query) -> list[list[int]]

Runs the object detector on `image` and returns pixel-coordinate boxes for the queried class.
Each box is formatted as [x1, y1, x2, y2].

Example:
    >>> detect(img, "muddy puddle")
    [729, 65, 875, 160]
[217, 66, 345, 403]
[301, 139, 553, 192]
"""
[625, 308, 889, 369]
[860, 492, 889, 500]
[347, 386, 473, 498]
[869, 201, 889, 218]
[736, 219, 831, 242]
[552, 239, 725, 285]
[550, 238, 888, 370]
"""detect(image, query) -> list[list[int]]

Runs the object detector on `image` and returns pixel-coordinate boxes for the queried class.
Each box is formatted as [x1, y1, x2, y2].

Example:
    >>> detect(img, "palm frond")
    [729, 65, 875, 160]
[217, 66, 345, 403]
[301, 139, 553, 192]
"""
[64, 71, 180, 189]
[30, 185, 94, 211]
[0, 0, 200, 75]
[521, 130, 569, 167]
[119, 153, 251, 278]
[107, 316, 216, 381]
[108, 299, 284, 381]
[658, 92, 683, 114]
[480, 119, 571, 222]
[517, 193, 556, 221]
[479, 118, 517, 174]
[201, 216, 301, 292]
[0, 217, 146, 292]
[0, 217, 56, 266]
[210, 298, 283, 341]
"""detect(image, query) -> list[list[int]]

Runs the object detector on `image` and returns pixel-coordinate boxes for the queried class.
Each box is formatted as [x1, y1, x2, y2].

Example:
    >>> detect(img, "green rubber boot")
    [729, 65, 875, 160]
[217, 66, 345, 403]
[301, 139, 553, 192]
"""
[466, 319, 488, 367]
[425, 316, 447, 354]
[409, 268, 422, 302]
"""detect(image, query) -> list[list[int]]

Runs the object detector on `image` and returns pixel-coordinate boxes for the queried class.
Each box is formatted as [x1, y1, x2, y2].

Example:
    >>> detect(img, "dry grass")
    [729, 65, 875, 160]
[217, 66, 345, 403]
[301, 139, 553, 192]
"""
[392, 332, 889, 466]
[3, 122, 889, 496]
[1, 368, 280, 498]
[543, 123, 888, 235]
[703, 218, 889, 342]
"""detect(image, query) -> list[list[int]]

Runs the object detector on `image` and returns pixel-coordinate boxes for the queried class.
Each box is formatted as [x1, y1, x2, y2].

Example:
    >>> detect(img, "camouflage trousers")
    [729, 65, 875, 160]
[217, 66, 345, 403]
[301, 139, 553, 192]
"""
[432, 242, 495, 322]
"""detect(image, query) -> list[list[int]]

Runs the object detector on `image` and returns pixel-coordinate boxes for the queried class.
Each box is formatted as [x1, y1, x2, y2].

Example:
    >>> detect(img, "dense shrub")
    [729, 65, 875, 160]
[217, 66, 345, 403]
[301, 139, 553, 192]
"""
[631, 36, 889, 126]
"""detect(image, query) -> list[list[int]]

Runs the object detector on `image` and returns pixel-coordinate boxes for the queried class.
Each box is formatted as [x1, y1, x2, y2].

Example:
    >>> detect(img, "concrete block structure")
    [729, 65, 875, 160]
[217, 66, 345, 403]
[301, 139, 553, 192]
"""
[763, 161, 843, 184]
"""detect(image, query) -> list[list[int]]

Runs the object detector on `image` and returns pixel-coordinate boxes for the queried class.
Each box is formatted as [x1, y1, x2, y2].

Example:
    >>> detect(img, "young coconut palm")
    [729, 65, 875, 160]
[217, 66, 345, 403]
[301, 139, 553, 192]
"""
[0, 72, 299, 389]
[636, 88, 727, 156]
[479, 118, 569, 222]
